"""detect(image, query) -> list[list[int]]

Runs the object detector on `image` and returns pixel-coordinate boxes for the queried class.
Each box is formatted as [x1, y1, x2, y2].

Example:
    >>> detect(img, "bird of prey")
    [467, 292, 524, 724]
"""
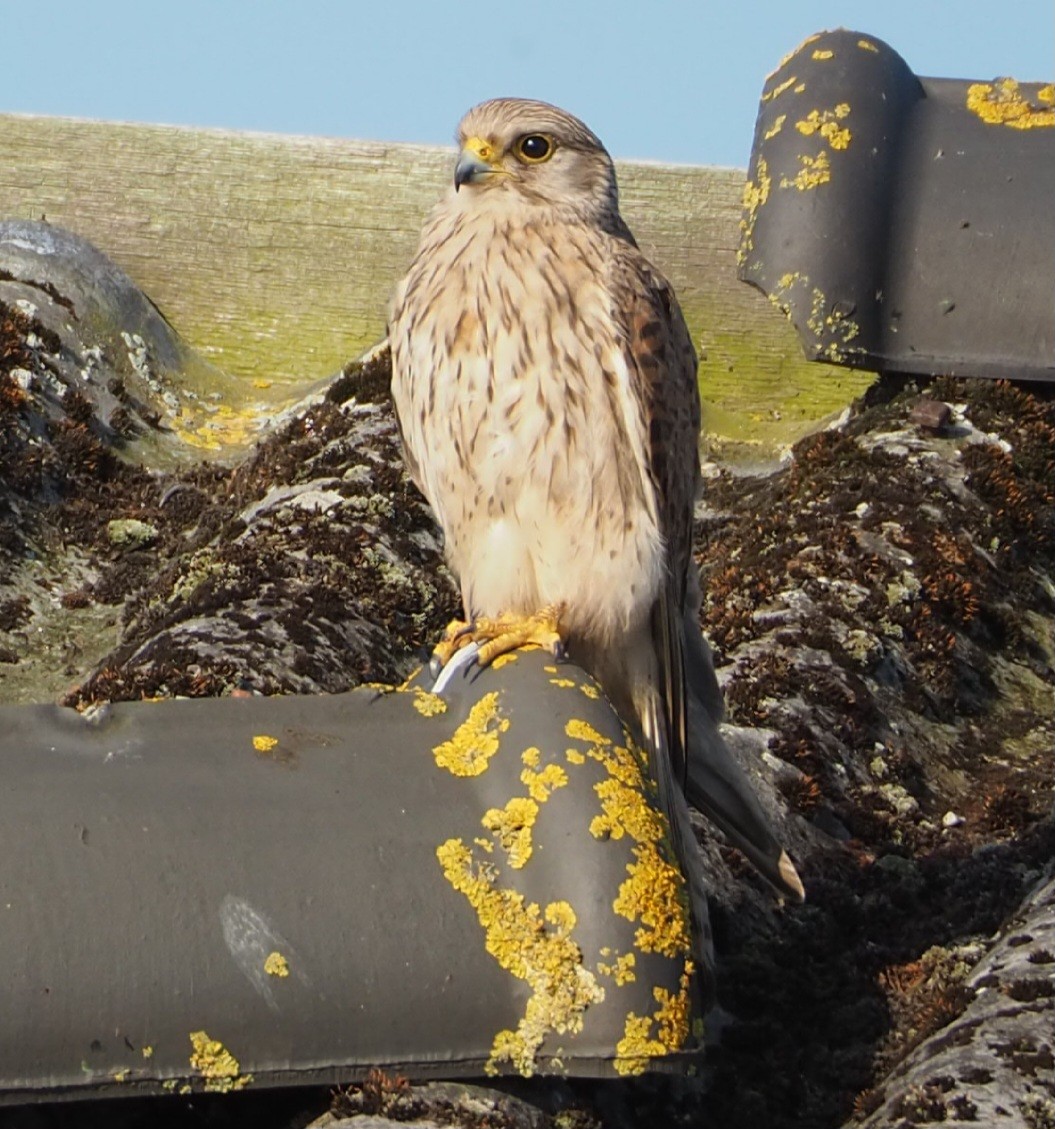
[389, 97, 802, 903]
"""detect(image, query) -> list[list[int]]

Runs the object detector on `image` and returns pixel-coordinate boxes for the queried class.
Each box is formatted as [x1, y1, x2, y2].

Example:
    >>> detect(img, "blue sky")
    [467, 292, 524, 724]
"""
[3, 2, 1051, 167]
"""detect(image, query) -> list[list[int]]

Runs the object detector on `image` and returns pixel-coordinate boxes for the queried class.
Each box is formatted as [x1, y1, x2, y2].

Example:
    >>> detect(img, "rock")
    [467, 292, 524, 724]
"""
[855, 867, 1055, 1128]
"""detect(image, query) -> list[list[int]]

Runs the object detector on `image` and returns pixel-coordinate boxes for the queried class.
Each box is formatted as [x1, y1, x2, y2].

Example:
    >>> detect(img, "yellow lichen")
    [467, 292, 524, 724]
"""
[762, 74, 798, 102]
[543, 665, 558, 674]
[521, 762, 569, 803]
[614, 961, 695, 1075]
[615, 844, 692, 957]
[264, 951, 289, 978]
[793, 82, 806, 93]
[142, 1045, 154, 1059]
[966, 79, 1055, 129]
[811, 48, 833, 60]
[482, 797, 539, 869]
[598, 950, 637, 986]
[739, 156, 772, 263]
[549, 677, 576, 689]
[436, 839, 604, 1076]
[491, 652, 518, 670]
[857, 38, 879, 52]
[763, 113, 787, 140]
[188, 1031, 252, 1093]
[565, 747, 586, 765]
[521, 745, 541, 768]
[113, 1068, 130, 1082]
[252, 734, 278, 753]
[431, 692, 509, 776]
[564, 718, 611, 747]
[767, 32, 821, 78]
[780, 150, 831, 190]
[579, 683, 600, 700]
[565, 722, 692, 961]
[795, 105, 852, 149]
[412, 688, 448, 717]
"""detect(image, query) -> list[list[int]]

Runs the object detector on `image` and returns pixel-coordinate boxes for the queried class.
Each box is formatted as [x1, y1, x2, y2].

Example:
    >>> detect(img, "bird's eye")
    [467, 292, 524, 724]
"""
[516, 134, 553, 163]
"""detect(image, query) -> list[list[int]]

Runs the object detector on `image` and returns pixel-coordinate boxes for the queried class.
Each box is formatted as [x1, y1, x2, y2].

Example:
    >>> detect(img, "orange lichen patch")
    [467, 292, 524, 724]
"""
[857, 38, 879, 52]
[431, 692, 509, 776]
[614, 961, 695, 1075]
[566, 722, 692, 960]
[412, 688, 447, 717]
[565, 718, 611, 747]
[521, 762, 569, 803]
[768, 31, 822, 77]
[264, 951, 289, 978]
[598, 950, 637, 986]
[252, 734, 278, 753]
[482, 797, 539, 869]
[436, 839, 604, 1076]
[614, 843, 692, 958]
[763, 75, 799, 102]
[188, 1031, 253, 1093]
[763, 114, 787, 140]
[967, 79, 1055, 128]
[739, 155, 772, 265]
[781, 150, 831, 190]
[795, 104, 852, 149]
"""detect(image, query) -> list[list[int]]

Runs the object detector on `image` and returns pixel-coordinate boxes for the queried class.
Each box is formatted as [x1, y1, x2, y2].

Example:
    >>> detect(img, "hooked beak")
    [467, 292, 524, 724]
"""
[454, 136, 501, 191]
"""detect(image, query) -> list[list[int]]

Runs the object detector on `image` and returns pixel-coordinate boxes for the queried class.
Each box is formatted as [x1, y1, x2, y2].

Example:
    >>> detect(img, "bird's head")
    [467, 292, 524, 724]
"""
[451, 98, 620, 223]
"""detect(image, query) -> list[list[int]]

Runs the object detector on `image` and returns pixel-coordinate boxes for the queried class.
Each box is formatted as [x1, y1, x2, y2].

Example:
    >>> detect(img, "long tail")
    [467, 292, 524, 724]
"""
[681, 607, 805, 902]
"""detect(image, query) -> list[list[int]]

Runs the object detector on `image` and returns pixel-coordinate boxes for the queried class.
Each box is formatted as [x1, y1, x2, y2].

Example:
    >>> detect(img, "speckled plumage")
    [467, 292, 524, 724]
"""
[389, 99, 802, 904]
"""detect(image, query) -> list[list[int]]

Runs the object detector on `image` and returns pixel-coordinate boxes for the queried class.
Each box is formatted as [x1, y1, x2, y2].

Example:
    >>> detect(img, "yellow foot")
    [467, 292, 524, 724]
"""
[431, 605, 566, 673]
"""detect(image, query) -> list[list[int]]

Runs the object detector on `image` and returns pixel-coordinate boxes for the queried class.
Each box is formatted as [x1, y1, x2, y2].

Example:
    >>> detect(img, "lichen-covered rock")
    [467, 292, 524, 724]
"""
[855, 868, 1055, 1128]
[0, 224, 1052, 1129]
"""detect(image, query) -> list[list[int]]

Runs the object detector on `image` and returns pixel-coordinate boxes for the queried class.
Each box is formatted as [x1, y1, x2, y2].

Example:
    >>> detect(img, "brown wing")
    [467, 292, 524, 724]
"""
[612, 247, 701, 781]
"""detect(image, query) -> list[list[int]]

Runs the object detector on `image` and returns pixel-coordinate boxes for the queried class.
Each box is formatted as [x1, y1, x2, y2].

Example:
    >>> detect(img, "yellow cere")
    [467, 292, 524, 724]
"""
[431, 692, 509, 776]
[614, 962, 695, 1076]
[491, 652, 518, 670]
[252, 734, 278, 753]
[436, 839, 604, 1076]
[188, 1031, 253, 1093]
[795, 104, 852, 149]
[264, 951, 290, 978]
[412, 688, 448, 717]
[857, 38, 879, 52]
[482, 797, 539, 869]
[966, 79, 1055, 129]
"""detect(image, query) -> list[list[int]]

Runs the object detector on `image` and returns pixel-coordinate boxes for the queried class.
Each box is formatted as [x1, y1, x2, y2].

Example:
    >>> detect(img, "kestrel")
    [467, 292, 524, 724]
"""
[390, 98, 802, 902]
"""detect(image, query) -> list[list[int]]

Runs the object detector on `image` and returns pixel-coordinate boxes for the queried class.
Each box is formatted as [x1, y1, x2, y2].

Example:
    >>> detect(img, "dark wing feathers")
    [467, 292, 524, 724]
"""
[613, 252, 701, 783]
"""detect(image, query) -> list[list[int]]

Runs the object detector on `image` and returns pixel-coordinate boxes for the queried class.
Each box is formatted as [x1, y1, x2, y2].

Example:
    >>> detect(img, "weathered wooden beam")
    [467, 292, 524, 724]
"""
[0, 113, 871, 452]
